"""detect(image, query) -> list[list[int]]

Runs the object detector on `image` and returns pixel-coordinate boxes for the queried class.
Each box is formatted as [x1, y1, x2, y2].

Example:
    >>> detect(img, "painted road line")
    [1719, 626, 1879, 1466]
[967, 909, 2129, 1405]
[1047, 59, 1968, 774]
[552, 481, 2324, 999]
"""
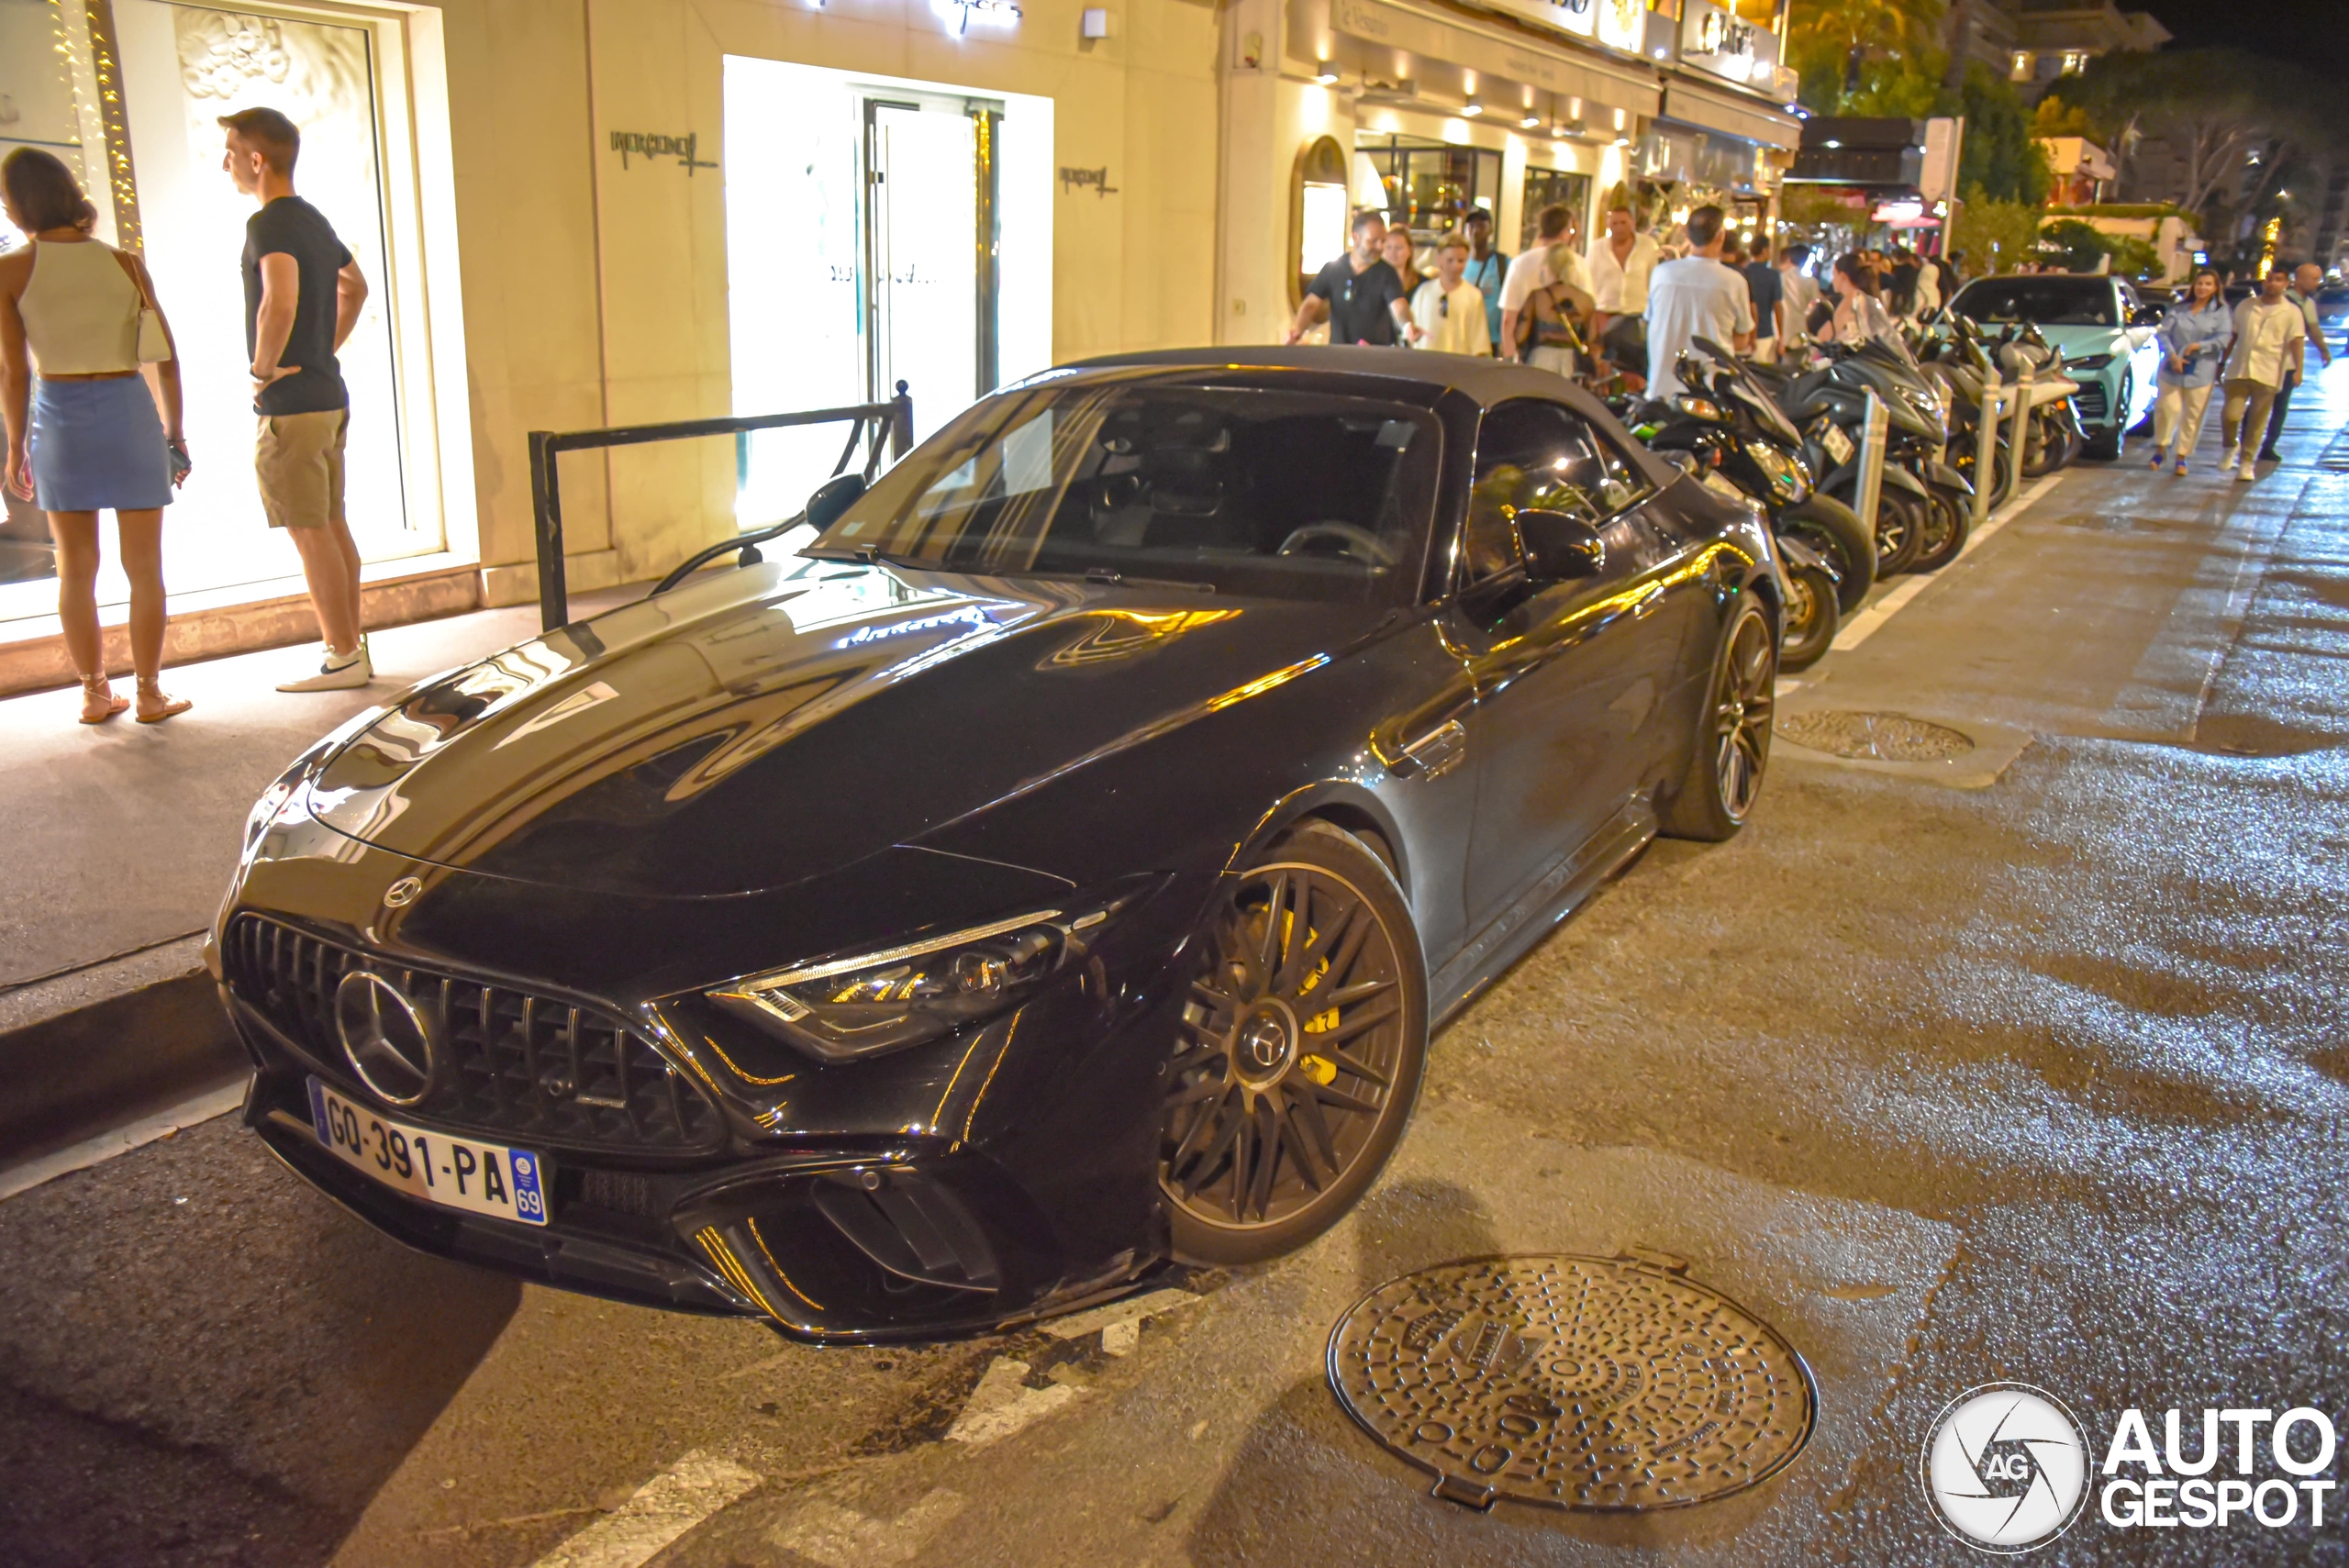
[771, 1488, 965, 1568]
[945, 1358, 1081, 1446]
[529, 1451, 762, 1568]
[1037, 1287, 1200, 1341]
[1831, 473, 2065, 653]
[0, 1077, 249, 1204]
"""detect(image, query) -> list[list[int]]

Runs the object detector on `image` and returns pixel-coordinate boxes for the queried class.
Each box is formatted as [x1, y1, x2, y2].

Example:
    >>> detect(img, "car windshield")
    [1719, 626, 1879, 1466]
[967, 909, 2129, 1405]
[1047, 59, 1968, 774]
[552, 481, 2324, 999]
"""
[807, 379, 1441, 603]
[1953, 279, 2117, 328]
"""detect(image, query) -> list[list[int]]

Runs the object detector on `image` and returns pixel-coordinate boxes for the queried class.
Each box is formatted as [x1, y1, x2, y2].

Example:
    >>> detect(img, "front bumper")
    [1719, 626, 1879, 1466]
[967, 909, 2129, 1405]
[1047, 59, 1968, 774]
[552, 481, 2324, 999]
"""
[226, 970, 1170, 1342]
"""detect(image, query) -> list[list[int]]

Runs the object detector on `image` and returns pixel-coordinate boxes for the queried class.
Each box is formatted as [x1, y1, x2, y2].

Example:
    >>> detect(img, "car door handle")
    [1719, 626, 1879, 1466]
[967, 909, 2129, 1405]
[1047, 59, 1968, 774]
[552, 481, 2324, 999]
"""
[1392, 718, 1466, 779]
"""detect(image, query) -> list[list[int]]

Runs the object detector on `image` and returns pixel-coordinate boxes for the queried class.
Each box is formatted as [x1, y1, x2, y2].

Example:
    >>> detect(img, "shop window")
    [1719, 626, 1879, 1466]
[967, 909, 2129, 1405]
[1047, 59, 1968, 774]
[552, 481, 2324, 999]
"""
[1359, 137, 1500, 245]
[1520, 170, 1593, 254]
[2, 0, 457, 617]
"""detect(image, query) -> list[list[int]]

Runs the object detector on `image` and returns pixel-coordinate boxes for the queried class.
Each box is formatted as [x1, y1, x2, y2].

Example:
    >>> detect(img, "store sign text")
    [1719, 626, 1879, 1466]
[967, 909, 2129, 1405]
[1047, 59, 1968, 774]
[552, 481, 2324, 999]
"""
[1059, 165, 1119, 197]
[608, 130, 718, 174]
[934, 0, 1021, 32]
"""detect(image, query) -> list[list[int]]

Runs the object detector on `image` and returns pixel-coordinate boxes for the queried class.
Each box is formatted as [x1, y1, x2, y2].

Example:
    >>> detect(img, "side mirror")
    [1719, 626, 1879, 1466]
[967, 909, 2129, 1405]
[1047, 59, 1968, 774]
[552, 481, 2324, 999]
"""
[805, 473, 868, 532]
[1515, 508, 1606, 580]
[2130, 306, 2164, 327]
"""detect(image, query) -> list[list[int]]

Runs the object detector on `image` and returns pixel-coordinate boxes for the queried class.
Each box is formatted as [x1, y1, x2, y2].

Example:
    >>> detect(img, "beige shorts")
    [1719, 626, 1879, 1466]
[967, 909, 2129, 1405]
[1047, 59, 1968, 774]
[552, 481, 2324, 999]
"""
[256, 408, 349, 529]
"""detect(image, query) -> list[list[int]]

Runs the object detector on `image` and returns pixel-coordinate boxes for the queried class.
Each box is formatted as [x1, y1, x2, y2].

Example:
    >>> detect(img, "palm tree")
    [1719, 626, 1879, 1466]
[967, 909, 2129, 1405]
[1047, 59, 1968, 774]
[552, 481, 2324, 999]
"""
[1788, 0, 1946, 95]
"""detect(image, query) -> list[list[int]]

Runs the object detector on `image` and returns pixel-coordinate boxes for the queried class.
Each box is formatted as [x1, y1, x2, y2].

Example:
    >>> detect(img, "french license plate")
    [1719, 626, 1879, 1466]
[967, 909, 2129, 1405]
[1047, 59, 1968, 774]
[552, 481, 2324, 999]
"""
[1820, 422, 1855, 463]
[307, 1078, 549, 1227]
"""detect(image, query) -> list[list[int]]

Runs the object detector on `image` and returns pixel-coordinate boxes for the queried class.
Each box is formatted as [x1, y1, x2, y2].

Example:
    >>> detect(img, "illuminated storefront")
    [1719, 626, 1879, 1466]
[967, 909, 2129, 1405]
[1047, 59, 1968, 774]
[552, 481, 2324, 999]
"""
[1, 0, 1219, 672]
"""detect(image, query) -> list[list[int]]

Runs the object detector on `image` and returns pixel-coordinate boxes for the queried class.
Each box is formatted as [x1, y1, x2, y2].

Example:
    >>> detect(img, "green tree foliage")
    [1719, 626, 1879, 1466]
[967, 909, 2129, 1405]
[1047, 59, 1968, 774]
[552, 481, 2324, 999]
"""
[1955, 64, 2050, 206]
[1787, 0, 1944, 102]
[1949, 187, 2046, 273]
[1843, 53, 1943, 118]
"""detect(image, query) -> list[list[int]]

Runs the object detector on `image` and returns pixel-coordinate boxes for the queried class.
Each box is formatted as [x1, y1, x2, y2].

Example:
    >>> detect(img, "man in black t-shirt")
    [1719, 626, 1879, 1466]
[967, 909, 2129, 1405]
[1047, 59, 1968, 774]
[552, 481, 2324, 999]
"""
[1285, 209, 1414, 347]
[220, 106, 376, 692]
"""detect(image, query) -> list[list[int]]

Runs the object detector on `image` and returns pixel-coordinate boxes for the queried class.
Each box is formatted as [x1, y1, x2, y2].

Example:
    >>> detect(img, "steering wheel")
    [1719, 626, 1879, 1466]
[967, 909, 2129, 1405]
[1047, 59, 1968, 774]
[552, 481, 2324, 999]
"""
[1276, 522, 1396, 567]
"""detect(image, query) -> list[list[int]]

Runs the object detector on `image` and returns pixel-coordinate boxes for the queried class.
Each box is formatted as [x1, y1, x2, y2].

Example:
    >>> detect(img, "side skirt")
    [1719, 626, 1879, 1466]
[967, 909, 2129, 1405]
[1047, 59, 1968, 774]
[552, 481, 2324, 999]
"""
[1427, 800, 1658, 1027]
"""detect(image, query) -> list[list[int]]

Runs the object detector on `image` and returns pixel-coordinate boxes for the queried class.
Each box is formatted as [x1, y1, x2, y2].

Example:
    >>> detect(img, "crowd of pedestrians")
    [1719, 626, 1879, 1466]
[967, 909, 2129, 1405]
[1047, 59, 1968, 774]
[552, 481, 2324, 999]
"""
[0, 106, 373, 727]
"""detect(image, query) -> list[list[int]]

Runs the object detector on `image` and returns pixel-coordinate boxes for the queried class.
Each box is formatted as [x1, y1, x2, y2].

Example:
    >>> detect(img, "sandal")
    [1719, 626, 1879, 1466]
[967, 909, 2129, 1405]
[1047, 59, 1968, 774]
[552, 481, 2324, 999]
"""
[134, 678, 192, 724]
[78, 675, 128, 725]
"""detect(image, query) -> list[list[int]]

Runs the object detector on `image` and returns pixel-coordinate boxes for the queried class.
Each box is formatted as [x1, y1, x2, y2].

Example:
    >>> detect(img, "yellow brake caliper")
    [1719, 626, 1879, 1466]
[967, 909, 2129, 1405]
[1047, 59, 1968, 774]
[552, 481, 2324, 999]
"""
[1285, 906, 1340, 1086]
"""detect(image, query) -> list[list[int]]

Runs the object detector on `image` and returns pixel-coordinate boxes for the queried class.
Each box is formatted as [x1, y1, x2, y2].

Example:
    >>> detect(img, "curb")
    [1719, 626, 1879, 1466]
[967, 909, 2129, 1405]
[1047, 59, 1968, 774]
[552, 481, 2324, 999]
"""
[0, 935, 249, 1164]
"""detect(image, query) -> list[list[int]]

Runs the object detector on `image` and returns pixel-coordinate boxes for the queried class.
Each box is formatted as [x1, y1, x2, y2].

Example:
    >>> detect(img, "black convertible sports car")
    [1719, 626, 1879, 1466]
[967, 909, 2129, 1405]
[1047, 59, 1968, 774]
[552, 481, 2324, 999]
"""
[212, 348, 1782, 1341]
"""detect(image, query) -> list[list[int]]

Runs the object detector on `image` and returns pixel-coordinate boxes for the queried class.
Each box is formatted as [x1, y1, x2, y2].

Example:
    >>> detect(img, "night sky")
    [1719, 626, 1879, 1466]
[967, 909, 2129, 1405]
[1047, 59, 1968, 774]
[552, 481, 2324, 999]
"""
[2132, 0, 2349, 78]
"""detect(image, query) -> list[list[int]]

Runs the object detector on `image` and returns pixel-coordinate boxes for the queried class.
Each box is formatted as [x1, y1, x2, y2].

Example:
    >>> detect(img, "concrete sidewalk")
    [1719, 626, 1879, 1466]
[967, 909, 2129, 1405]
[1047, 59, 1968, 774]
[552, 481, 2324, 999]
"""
[0, 583, 642, 1158]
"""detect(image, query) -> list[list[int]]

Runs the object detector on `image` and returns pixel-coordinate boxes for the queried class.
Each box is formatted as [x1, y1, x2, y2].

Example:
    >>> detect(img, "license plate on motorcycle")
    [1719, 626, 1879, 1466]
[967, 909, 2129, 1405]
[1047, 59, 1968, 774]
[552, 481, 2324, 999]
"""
[1820, 423, 1855, 463]
[307, 1078, 550, 1226]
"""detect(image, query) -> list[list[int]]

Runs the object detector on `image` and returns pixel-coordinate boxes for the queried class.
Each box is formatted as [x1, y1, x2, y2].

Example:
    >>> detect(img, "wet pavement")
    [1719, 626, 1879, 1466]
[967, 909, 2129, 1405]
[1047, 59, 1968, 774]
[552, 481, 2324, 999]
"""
[2, 367, 2343, 1566]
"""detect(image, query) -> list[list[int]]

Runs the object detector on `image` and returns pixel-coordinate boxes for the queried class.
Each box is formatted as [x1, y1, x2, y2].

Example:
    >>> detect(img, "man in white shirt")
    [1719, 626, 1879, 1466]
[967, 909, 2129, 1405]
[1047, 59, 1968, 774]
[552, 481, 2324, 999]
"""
[1642, 206, 1753, 402]
[2221, 267, 2308, 482]
[1498, 204, 1592, 375]
[1586, 202, 1661, 374]
[1410, 231, 1493, 356]
[1777, 244, 1820, 350]
[2254, 261, 2334, 462]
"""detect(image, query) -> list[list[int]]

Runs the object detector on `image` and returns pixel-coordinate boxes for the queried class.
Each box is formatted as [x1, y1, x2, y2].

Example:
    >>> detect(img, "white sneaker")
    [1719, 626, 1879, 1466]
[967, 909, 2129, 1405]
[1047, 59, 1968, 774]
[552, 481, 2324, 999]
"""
[2220, 445, 2237, 472]
[2235, 462, 2256, 484]
[277, 642, 373, 692]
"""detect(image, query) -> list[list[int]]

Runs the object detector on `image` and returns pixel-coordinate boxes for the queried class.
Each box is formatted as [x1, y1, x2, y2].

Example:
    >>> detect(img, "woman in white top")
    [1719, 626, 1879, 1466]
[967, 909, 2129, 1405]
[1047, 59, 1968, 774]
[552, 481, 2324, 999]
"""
[1408, 232, 1493, 357]
[0, 149, 189, 723]
[1828, 251, 1905, 350]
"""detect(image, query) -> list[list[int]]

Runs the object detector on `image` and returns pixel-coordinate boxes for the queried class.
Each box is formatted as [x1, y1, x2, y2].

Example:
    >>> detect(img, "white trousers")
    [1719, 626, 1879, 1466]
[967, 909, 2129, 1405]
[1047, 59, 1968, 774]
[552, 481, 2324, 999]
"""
[2152, 380, 2213, 455]
[1525, 345, 1576, 377]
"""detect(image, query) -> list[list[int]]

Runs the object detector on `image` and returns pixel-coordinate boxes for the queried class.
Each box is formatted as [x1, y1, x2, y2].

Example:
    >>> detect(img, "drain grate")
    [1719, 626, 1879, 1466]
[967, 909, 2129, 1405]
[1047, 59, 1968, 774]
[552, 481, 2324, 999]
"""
[1777, 710, 1975, 762]
[1327, 1253, 1816, 1512]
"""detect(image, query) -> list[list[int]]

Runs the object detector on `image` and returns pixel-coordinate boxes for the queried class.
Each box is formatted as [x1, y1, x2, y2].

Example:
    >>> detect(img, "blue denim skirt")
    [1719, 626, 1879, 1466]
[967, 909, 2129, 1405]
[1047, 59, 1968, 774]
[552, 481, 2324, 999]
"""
[28, 375, 173, 512]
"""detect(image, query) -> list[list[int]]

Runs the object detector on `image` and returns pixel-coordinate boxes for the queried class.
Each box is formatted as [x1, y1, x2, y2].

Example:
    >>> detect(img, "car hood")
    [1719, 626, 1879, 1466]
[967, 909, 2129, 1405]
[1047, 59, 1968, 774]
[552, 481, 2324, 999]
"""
[299, 561, 1379, 897]
[2035, 324, 2130, 358]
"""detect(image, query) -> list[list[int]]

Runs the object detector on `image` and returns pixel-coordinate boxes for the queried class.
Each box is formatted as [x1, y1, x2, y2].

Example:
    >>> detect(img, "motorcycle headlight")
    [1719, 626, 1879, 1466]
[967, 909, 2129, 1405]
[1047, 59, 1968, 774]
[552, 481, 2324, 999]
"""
[2066, 353, 2114, 372]
[707, 897, 1131, 1062]
[1675, 395, 1727, 422]
[1743, 440, 1803, 498]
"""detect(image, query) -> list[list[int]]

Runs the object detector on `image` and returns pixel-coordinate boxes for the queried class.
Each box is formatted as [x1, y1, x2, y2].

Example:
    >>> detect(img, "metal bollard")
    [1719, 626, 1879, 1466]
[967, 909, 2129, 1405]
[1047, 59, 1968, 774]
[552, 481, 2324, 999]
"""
[1855, 388, 1889, 542]
[2001, 365, 2035, 509]
[1972, 377, 2005, 530]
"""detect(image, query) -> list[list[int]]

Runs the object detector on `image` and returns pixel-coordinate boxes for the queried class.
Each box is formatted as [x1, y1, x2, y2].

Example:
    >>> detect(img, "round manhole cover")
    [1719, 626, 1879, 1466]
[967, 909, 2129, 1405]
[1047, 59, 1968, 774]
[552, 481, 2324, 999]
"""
[1777, 710, 1975, 762]
[1328, 1254, 1816, 1512]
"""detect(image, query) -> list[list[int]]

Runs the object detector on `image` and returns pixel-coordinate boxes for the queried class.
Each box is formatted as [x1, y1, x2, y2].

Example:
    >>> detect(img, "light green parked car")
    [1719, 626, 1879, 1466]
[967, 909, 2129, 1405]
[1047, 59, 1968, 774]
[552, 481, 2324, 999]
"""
[1947, 273, 2165, 460]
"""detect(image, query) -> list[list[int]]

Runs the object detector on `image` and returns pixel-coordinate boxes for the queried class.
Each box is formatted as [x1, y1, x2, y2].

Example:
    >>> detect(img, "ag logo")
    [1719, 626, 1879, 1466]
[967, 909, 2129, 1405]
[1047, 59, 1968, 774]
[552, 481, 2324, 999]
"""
[1921, 1384, 2090, 1553]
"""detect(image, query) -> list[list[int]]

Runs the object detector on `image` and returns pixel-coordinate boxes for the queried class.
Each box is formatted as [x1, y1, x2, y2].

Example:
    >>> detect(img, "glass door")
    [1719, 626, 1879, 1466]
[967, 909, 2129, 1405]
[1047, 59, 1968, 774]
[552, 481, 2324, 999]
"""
[864, 97, 998, 440]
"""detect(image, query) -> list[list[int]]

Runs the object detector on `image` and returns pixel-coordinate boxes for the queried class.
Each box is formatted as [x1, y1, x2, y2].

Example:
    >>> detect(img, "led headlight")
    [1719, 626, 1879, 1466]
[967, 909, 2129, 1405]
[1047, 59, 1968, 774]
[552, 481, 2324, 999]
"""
[1675, 395, 1727, 422]
[1743, 440, 1804, 499]
[2066, 353, 2114, 372]
[705, 891, 1149, 1063]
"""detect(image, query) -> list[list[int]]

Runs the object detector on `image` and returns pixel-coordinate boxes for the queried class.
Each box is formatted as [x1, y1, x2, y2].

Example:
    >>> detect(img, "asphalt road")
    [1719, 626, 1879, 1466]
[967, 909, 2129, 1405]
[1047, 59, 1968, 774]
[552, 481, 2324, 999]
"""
[3, 375, 2344, 1568]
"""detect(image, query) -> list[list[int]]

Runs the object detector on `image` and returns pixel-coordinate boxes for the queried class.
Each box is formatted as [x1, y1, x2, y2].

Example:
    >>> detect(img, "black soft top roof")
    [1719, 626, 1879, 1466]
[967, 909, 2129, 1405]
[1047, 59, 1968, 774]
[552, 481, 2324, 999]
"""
[1052, 345, 1618, 417]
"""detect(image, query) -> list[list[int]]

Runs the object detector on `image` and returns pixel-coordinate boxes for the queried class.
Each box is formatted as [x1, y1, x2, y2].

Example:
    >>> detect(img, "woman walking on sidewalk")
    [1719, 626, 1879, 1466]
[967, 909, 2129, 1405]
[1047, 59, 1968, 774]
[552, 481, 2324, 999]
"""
[0, 149, 191, 724]
[2150, 269, 2231, 476]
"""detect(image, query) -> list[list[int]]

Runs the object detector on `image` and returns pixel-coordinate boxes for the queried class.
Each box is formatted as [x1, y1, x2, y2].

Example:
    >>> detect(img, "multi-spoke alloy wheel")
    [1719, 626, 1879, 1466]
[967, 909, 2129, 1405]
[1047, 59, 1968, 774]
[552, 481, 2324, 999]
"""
[1663, 596, 1776, 842]
[1160, 822, 1426, 1264]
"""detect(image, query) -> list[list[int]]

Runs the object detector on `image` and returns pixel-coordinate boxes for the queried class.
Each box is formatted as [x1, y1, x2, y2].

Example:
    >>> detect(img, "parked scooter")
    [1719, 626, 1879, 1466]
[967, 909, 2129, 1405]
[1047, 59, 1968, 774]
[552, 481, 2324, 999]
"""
[1753, 336, 1974, 577]
[1620, 342, 1871, 670]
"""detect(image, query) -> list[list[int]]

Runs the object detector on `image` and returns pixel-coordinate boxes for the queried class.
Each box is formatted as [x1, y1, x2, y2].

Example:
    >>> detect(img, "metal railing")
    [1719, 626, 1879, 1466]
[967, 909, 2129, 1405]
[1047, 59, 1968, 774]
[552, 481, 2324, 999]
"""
[526, 383, 914, 631]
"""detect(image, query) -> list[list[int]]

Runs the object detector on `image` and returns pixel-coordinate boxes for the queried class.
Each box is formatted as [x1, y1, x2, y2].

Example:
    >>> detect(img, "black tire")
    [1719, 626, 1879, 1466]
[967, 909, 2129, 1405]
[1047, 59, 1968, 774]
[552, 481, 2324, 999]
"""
[1781, 495, 1875, 615]
[1907, 484, 1972, 573]
[1161, 820, 1427, 1265]
[2021, 406, 2068, 477]
[1874, 488, 1925, 577]
[1776, 562, 1838, 671]
[1661, 595, 1776, 842]
[2080, 372, 2129, 462]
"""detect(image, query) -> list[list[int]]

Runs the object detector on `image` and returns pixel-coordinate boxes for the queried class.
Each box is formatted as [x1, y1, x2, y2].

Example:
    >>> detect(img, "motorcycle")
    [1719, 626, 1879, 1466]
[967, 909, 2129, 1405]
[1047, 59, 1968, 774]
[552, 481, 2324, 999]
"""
[1620, 341, 1869, 670]
[1755, 335, 1974, 577]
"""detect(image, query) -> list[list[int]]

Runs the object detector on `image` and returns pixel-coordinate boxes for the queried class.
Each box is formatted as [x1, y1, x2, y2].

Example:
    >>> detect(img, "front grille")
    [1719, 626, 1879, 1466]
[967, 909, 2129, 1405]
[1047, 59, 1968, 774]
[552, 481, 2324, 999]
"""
[225, 915, 724, 1153]
[2071, 384, 2109, 423]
